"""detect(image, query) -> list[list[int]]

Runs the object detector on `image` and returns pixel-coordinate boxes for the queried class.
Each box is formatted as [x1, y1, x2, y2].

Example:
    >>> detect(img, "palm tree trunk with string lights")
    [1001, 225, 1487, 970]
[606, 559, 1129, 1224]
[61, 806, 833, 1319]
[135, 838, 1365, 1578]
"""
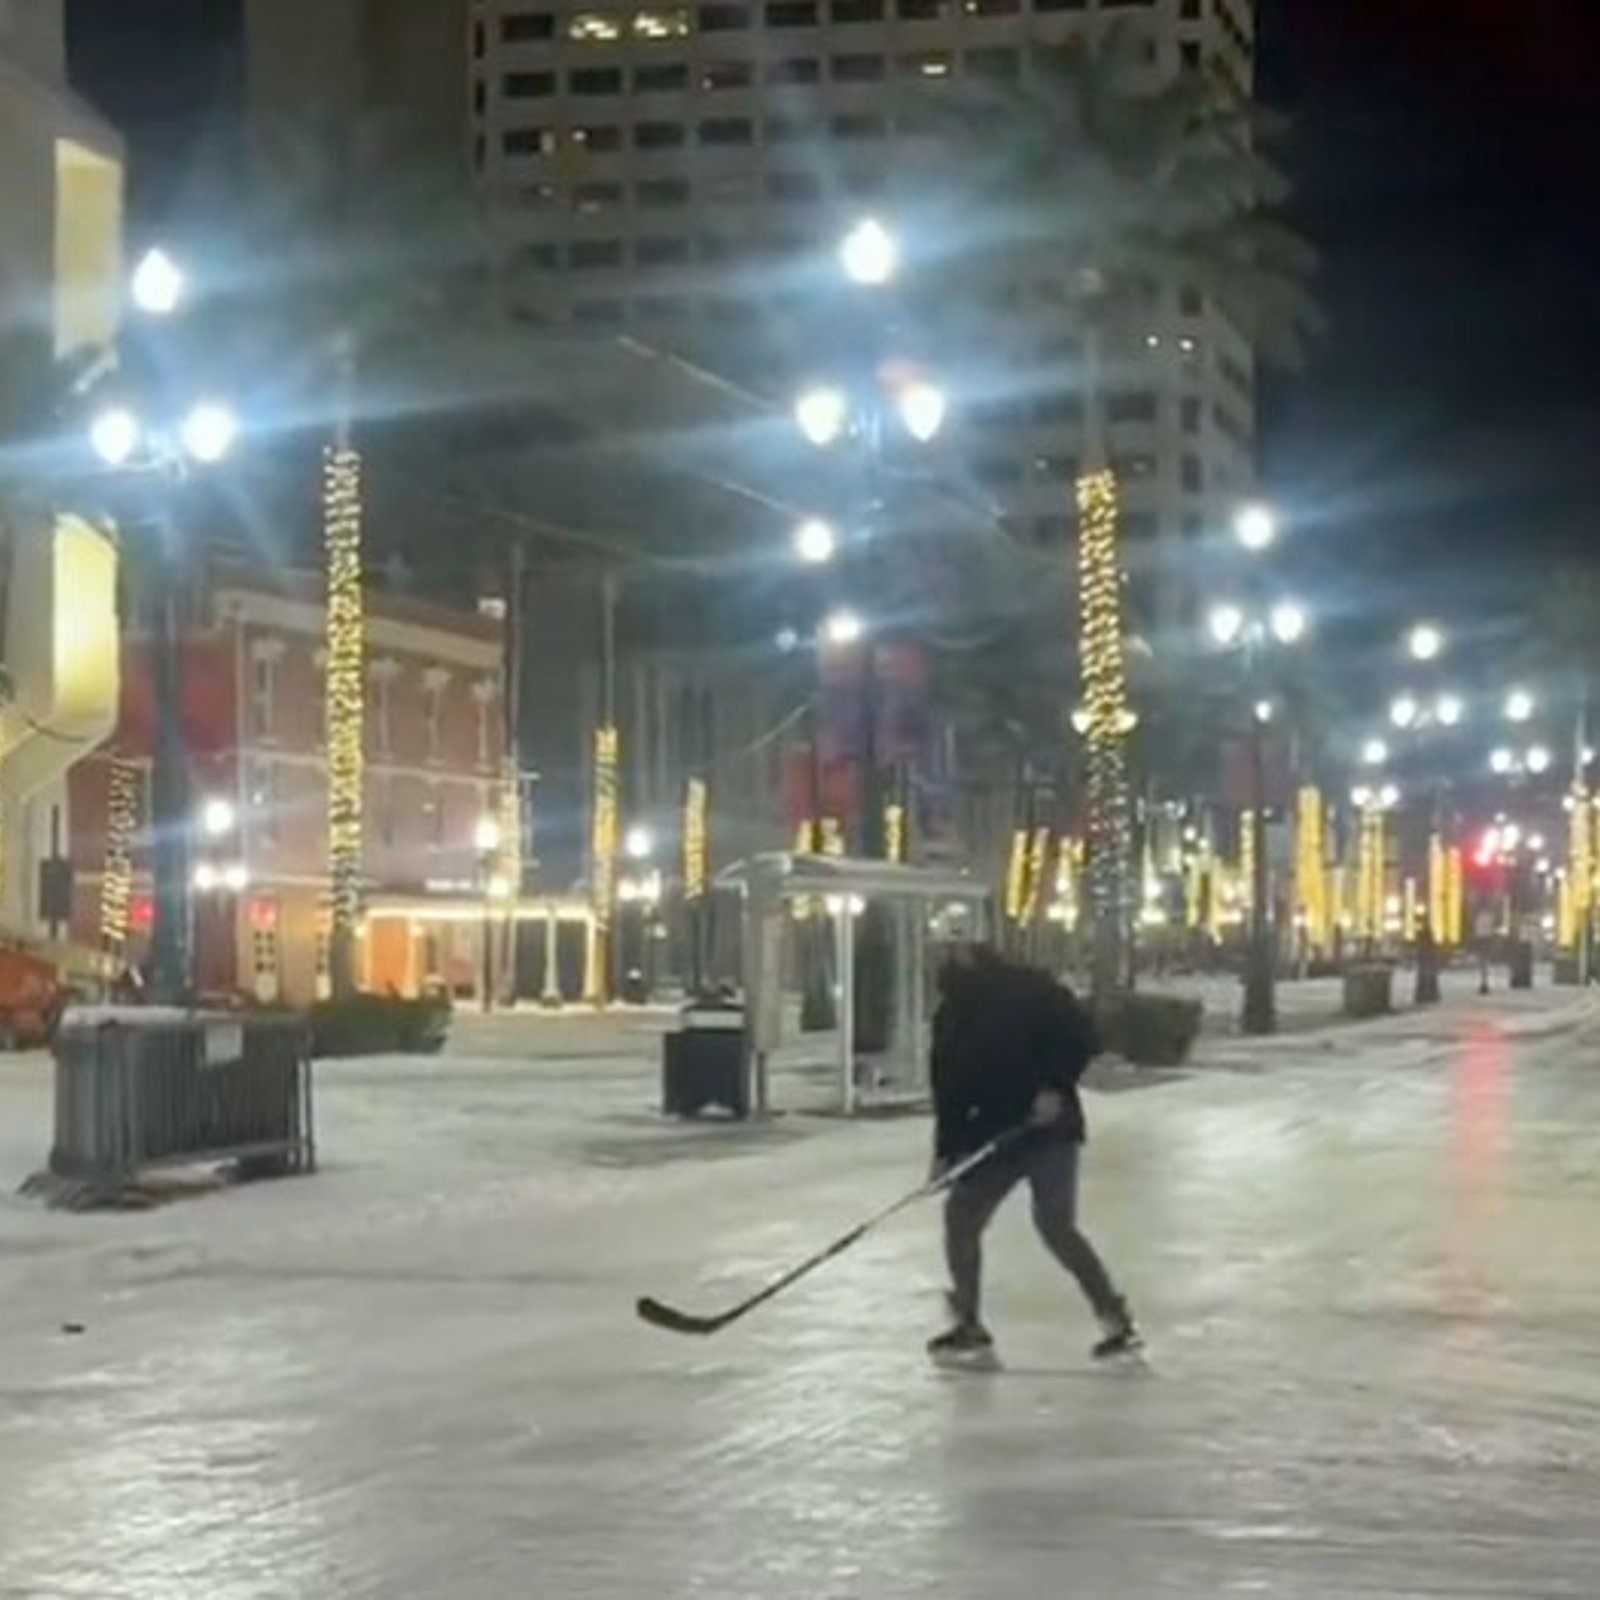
[323, 339, 365, 1000]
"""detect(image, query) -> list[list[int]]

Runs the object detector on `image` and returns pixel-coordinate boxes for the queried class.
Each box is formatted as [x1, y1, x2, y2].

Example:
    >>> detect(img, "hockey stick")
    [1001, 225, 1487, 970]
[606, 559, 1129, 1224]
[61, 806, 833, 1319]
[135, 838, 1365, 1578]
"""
[636, 1131, 1021, 1337]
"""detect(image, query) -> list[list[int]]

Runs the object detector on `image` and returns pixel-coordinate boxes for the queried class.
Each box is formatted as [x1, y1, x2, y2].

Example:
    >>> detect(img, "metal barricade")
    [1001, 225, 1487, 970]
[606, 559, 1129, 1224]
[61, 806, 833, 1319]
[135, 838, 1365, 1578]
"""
[31, 1007, 315, 1208]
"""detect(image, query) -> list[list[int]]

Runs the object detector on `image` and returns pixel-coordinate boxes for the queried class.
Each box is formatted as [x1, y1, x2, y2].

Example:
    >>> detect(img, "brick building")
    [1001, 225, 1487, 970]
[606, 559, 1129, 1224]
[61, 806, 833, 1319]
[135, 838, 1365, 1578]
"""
[69, 567, 519, 1005]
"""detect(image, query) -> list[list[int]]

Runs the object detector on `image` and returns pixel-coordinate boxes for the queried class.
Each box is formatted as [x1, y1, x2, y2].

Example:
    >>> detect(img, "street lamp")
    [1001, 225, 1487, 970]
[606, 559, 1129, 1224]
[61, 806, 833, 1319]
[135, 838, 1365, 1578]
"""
[1390, 694, 1419, 730]
[793, 516, 837, 565]
[1207, 602, 1245, 648]
[838, 217, 898, 287]
[1361, 737, 1390, 767]
[624, 824, 656, 862]
[201, 796, 237, 838]
[179, 401, 239, 465]
[130, 247, 185, 317]
[473, 815, 503, 855]
[1505, 689, 1536, 723]
[822, 607, 865, 648]
[1268, 600, 1307, 645]
[795, 384, 849, 447]
[1234, 502, 1277, 552]
[1527, 744, 1553, 776]
[1436, 692, 1465, 727]
[89, 406, 141, 467]
[897, 379, 946, 443]
[1407, 623, 1445, 662]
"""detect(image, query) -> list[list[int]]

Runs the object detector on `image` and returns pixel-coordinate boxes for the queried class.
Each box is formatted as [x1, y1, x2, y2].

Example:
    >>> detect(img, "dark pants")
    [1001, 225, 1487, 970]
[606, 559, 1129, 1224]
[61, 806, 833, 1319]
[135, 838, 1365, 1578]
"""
[944, 1139, 1124, 1328]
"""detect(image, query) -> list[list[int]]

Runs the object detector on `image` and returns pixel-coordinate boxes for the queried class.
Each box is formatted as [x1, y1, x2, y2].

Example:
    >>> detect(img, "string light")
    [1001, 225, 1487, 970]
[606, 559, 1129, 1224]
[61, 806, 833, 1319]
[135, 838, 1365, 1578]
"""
[100, 757, 141, 949]
[1022, 825, 1052, 926]
[1296, 787, 1327, 955]
[1004, 827, 1029, 922]
[683, 776, 708, 900]
[884, 801, 906, 866]
[1075, 467, 1133, 976]
[323, 445, 365, 991]
[587, 724, 619, 1004]
[1444, 844, 1464, 947]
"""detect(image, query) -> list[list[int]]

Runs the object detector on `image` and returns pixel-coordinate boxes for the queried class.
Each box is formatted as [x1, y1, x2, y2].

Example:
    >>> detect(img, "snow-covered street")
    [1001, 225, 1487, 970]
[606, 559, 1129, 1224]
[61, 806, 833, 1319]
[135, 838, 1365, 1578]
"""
[3, 988, 1600, 1598]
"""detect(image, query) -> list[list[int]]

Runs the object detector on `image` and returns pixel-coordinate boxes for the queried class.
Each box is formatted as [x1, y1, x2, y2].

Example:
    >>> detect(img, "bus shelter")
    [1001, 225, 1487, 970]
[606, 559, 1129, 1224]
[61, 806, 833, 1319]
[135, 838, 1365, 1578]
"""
[717, 853, 993, 1116]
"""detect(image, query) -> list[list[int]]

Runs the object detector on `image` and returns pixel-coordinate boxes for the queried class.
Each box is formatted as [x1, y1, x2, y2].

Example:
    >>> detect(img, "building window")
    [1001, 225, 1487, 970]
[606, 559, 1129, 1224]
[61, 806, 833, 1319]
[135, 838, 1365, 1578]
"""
[765, 115, 819, 143]
[249, 760, 280, 848]
[424, 677, 447, 762]
[897, 0, 944, 16]
[635, 121, 686, 149]
[516, 243, 560, 273]
[502, 13, 556, 42]
[1034, 0, 1088, 10]
[1033, 392, 1083, 426]
[1033, 452, 1078, 481]
[635, 62, 690, 90]
[702, 59, 754, 88]
[425, 786, 446, 850]
[574, 181, 625, 211]
[569, 11, 623, 38]
[1181, 40, 1201, 70]
[571, 238, 626, 267]
[698, 2, 752, 27]
[573, 125, 622, 152]
[831, 0, 884, 17]
[768, 57, 821, 83]
[767, 171, 822, 202]
[369, 669, 394, 759]
[1111, 452, 1157, 480]
[1107, 390, 1158, 424]
[962, 0, 1020, 15]
[249, 653, 276, 739]
[503, 127, 556, 156]
[638, 178, 691, 207]
[1181, 396, 1202, 434]
[637, 235, 690, 264]
[899, 50, 952, 78]
[1182, 0, 1203, 15]
[571, 67, 624, 94]
[375, 775, 397, 849]
[1181, 454, 1205, 492]
[965, 46, 1019, 80]
[503, 70, 556, 96]
[832, 53, 885, 82]
[700, 117, 754, 146]
[831, 112, 885, 140]
[633, 8, 692, 37]
[766, 0, 818, 22]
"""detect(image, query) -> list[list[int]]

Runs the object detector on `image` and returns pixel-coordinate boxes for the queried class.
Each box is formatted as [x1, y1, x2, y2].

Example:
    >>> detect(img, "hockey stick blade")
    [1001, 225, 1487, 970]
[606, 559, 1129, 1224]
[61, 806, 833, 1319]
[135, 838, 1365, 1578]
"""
[635, 1295, 732, 1336]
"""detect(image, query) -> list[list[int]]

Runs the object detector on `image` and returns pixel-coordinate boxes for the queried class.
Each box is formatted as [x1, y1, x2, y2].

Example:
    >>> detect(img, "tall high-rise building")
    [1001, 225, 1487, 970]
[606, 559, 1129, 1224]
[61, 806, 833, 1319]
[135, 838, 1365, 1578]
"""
[464, 0, 1259, 635]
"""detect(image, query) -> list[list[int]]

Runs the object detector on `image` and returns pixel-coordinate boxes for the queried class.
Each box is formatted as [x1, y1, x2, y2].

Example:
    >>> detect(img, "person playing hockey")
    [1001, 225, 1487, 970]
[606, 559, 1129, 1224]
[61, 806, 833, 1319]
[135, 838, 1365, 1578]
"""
[926, 944, 1139, 1367]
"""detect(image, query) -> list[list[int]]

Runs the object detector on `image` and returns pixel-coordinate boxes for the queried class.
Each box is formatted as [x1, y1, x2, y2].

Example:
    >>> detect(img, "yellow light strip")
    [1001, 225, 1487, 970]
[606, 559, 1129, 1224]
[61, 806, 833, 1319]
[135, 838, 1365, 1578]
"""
[324, 446, 366, 972]
[100, 757, 140, 948]
[683, 775, 708, 900]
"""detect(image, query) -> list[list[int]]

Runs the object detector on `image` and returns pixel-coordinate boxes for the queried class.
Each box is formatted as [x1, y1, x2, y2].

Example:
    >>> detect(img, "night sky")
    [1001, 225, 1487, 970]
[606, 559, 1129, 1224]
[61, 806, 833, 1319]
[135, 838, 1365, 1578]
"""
[66, 0, 1600, 628]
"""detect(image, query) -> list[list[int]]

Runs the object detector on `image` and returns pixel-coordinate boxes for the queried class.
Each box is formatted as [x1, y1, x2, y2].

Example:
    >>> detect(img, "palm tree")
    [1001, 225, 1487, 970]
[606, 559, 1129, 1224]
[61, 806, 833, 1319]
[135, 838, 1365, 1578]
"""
[911, 34, 1321, 995]
[226, 112, 516, 997]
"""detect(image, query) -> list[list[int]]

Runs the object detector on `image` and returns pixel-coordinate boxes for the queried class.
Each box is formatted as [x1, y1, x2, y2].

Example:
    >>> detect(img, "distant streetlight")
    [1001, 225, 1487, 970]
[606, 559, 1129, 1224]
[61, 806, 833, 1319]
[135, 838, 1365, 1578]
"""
[1361, 737, 1389, 767]
[793, 516, 837, 565]
[473, 815, 503, 855]
[897, 379, 946, 443]
[823, 607, 865, 648]
[179, 400, 238, 464]
[89, 406, 141, 467]
[1253, 699, 1274, 725]
[200, 797, 237, 838]
[1490, 747, 1514, 775]
[1234, 502, 1277, 552]
[1407, 623, 1445, 662]
[1436, 692, 1465, 727]
[130, 247, 185, 316]
[1390, 694, 1419, 730]
[624, 824, 656, 861]
[1207, 602, 1245, 647]
[1505, 689, 1535, 723]
[1268, 600, 1307, 645]
[1526, 744, 1553, 775]
[795, 385, 849, 447]
[838, 218, 898, 286]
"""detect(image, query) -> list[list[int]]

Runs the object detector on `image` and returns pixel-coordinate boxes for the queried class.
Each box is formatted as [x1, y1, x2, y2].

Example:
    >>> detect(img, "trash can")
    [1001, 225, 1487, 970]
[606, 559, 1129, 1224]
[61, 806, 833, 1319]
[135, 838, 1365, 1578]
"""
[1343, 963, 1394, 1019]
[662, 998, 747, 1119]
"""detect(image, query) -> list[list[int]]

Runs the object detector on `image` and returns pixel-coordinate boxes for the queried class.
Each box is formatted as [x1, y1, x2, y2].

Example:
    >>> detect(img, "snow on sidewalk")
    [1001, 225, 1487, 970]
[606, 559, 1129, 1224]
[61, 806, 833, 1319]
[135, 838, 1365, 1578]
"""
[1, 992, 1599, 1597]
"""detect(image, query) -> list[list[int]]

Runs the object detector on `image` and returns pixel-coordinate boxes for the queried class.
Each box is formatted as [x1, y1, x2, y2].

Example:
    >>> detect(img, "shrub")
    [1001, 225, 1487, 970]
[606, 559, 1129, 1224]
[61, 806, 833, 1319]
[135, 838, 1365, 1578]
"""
[1095, 992, 1203, 1068]
[310, 991, 452, 1058]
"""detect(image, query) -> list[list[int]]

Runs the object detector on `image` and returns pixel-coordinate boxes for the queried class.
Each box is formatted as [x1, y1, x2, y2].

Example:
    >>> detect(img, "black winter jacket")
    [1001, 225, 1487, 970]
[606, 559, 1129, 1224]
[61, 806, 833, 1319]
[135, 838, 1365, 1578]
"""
[930, 957, 1099, 1159]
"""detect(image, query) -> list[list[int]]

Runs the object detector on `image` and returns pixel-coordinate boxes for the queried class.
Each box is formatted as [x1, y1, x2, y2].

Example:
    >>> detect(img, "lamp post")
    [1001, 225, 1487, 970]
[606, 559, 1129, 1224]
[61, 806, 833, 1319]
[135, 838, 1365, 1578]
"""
[474, 814, 502, 1013]
[89, 248, 238, 1002]
[1205, 505, 1305, 1037]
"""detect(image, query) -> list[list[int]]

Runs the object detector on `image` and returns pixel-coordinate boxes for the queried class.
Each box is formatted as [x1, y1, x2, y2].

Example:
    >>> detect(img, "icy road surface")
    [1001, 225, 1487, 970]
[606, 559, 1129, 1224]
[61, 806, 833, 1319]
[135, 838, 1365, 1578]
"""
[2, 992, 1599, 1598]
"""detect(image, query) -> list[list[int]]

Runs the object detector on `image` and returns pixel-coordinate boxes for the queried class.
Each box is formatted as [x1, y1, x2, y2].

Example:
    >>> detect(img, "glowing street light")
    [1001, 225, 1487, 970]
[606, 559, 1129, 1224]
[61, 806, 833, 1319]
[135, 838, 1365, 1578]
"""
[1407, 622, 1445, 662]
[897, 379, 946, 443]
[1234, 502, 1277, 552]
[793, 516, 837, 565]
[624, 824, 657, 861]
[130, 247, 185, 316]
[1526, 744, 1553, 775]
[179, 400, 238, 464]
[1254, 699, 1274, 724]
[1490, 747, 1514, 775]
[1269, 600, 1308, 644]
[89, 406, 141, 466]
[822, 607, 865, 647]
[1390, 694, 1419, 730]
[838, 217, 898, 286]
[1504, 689, 1535, 723]
[1207, 602, 1245, 647]
[1436, 692, 1464, 727]
[795, 384, 849, 447]
[200, 796, 237, 838]
[473, 815, 503, 855]
[1361, 737, 1389, 767]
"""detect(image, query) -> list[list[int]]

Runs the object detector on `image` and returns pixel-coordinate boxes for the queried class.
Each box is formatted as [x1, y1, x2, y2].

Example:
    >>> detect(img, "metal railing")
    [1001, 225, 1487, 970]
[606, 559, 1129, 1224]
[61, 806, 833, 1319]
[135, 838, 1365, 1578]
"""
[33, 1008, 315, 1206]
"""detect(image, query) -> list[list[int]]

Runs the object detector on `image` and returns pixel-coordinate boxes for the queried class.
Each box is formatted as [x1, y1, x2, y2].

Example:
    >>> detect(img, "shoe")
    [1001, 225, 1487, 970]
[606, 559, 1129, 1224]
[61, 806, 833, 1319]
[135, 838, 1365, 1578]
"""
[927, 1322, 997, 1366]
[1092, 1311, 1143, 1361]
